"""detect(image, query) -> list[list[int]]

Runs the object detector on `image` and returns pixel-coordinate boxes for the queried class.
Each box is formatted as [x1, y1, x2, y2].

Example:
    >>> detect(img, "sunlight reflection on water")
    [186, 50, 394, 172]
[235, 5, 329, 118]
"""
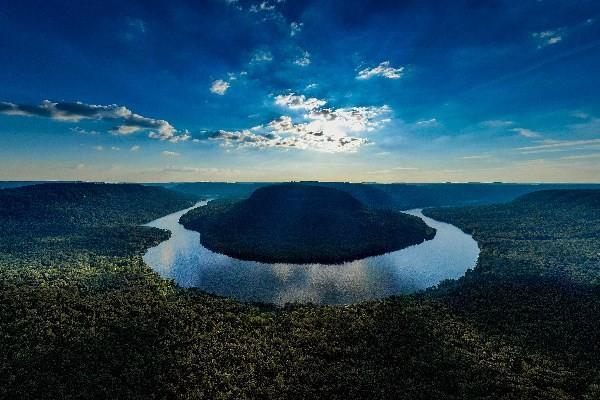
[143, 201, 479, 305]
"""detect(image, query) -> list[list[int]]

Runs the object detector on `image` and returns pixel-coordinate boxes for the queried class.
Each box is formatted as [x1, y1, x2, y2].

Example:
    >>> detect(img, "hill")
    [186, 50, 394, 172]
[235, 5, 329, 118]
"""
[180, 184, 435, 264]
[425, 189, 600, 283]
[0, 182, 197, 257]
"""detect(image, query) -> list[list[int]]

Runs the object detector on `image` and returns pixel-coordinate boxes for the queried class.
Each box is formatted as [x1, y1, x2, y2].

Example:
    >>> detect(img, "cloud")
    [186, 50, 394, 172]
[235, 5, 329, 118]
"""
[130, 145, 140, 152]
[294, 51, 311, 67]
[290, 21, 303, 36]
[356, 61, 404, 80]
[480, 119, 514, 128]
[0, 100, 189, 143]
[161, 151, 180, 157]
[518, 138, 600, 153]
[71, 126, 99, 135]
[211, 95, 391, 153]
[305, 105, 391, 132]
[123, 18, 147, 42]
[305, 83, 318, 90]
[560, 152, 600, 160]
[512, 128, 542, 138]
[210, 79, 230, 95]
[94, 146, 104, 151]
[274, 93, 326, 110]
[251, 49, 273, 63]
[210, 71, 246, 96]
[257, 2, 275, 11]
[532, 29, 564, 48]
[415, 118, 438, 127]
[567, 115, 600, 136]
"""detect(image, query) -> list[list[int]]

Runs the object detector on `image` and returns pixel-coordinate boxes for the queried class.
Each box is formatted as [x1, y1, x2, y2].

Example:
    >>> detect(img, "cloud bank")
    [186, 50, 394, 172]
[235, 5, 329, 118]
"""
[0, 100, 190, 142]
[211, 93, 391, 152]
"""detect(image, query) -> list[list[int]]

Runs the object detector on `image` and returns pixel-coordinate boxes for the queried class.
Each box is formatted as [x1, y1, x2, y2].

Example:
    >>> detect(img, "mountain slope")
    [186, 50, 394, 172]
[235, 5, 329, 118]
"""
[180, 184, 435, 264]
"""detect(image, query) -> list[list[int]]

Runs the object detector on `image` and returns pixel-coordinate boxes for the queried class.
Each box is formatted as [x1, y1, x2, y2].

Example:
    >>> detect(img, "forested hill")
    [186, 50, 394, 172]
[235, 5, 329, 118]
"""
[0, 183, 197, 257]
[0, 182, 197, 227]
[424, 189, 600, 284]
[516, 189, 600, 209]
[180, 184, 435, 264]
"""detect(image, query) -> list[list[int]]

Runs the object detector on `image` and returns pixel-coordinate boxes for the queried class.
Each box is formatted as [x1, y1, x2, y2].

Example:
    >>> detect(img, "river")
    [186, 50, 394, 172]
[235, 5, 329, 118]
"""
[143, 201, 479, 305]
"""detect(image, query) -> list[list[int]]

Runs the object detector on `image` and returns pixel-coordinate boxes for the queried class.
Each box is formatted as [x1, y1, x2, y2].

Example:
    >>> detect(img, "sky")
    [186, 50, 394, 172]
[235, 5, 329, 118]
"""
[0, 0, 599, 183]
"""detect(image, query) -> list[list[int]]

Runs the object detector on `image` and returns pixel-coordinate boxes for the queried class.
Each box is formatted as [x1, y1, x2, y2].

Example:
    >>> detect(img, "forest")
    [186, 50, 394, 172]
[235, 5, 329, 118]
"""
[1, 183, 599, 399]
[179, 184, 435, 264]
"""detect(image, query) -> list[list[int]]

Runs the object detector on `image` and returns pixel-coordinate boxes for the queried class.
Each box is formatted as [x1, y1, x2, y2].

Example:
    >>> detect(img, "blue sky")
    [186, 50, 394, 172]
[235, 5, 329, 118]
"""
[0, 0, 599, 182]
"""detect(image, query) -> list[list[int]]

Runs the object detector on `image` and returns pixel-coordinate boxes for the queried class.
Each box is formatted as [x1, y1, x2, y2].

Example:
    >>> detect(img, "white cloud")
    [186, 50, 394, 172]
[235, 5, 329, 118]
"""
[161, 151, 180, 157]
[210, 79, 230, 95]
[275, 93, 327, 110]
[532, 29, 564, 48]
[294, 51, 311, 67]
[306, 105, 392, 133]
[211, 96, 391, 153]
[571, 111, 589, 119]
[275, 93, 326, 110]
[71, 126, 99, 135]
[305, 83, 318, 90]
[560, 152, 600, 160]
[512, 128, 542, 138]
[94, 146, 104, 151]
[480, 119, 514, 128]
[356, 61, 404, 80]
[0, 100, 189, 143]
[251, 49, 273, 63]
[259, 1, 275, 11]
[415, 118, 438, 127]
[518, 138, 600, 153]
[130, 145, 140, 152]
[290, 21, 303, 36]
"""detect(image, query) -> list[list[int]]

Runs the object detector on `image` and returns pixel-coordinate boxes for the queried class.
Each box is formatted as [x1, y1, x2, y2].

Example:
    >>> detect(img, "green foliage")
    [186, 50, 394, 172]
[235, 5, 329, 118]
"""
[424, 189, 600, 283]
[423, 189, 600, 397]
[180, 184, 435, 264]
[1, 184, 600, 398]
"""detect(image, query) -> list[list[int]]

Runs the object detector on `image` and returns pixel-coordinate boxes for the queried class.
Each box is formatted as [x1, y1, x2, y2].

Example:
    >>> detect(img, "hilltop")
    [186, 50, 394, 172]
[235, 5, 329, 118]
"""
[180, 184, 435, 264]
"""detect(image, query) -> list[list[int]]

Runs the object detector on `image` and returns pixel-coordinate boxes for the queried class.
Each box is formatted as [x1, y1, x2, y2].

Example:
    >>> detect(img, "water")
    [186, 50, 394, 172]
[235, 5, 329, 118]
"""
[143, 201, 479, 305]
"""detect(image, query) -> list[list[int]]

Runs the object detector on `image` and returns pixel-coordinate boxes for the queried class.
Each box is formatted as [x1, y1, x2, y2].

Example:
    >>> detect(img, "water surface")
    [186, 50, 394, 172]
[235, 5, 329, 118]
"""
[143, 202, 479, 305]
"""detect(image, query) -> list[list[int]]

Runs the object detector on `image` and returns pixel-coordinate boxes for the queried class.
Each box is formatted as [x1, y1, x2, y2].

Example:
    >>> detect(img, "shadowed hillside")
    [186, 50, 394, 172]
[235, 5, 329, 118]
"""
[180, 184, 435, 264]
[0, 182, 197, 257]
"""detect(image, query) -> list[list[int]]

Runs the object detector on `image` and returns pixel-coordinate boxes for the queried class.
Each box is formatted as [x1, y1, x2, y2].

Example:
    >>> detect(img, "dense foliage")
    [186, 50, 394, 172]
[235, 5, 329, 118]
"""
[0, 183, 197, 262]
[179, 184, 435, 264]
[423, 189, 600, 398]
[1, 184, 600, 398]
[424, 190, 600, 284]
